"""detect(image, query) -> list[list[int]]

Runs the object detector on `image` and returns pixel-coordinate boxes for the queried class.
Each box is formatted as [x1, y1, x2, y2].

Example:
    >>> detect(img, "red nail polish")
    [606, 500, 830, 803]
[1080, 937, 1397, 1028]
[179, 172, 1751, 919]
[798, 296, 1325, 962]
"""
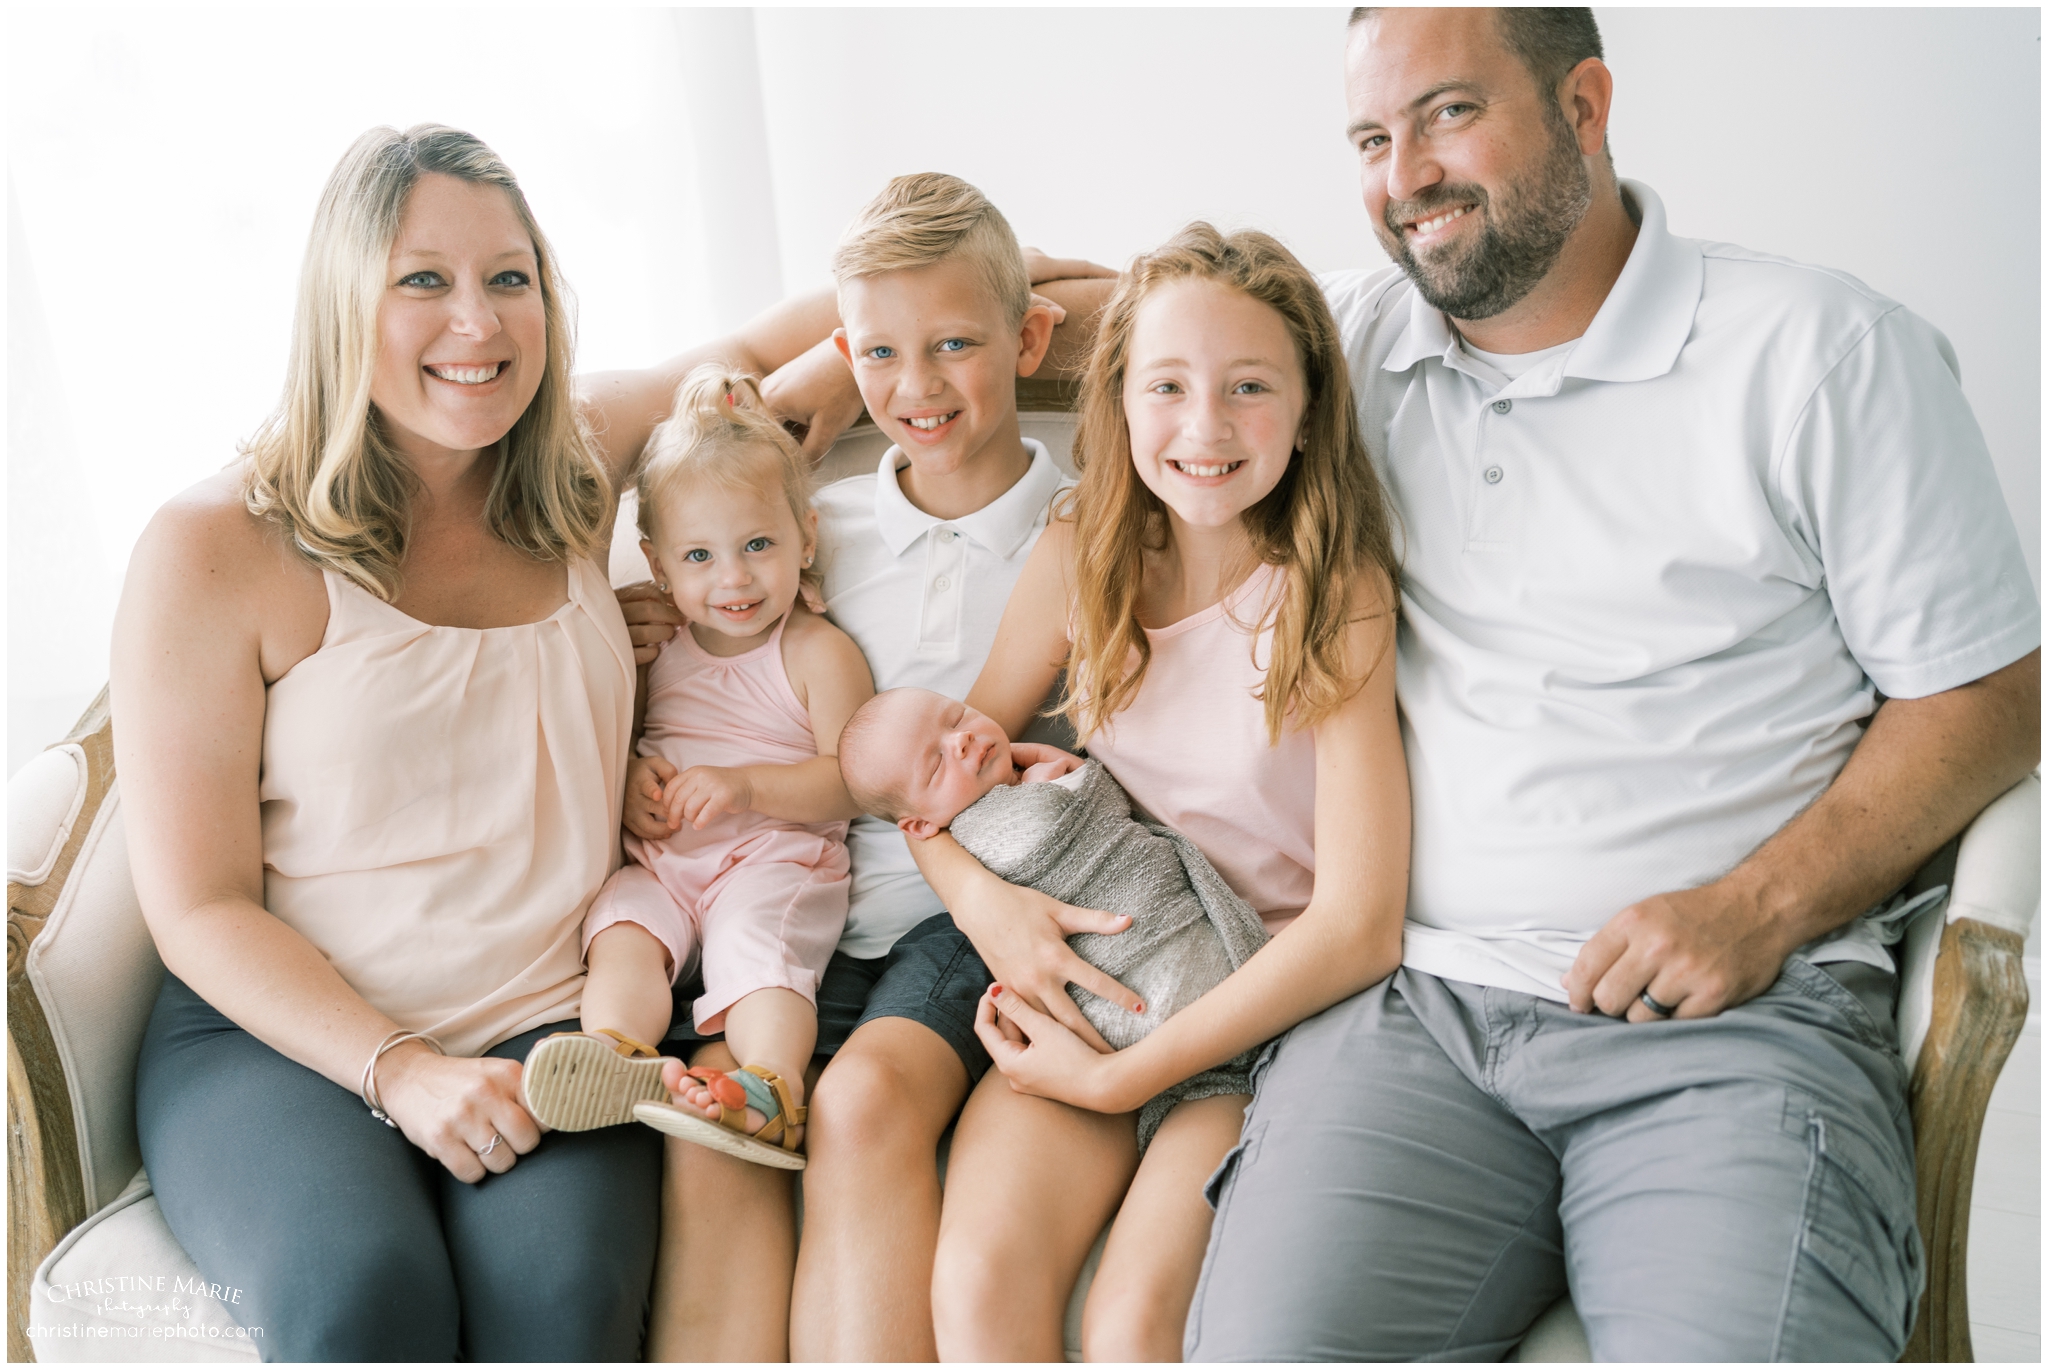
[990, 984, 1002, 996]
[1133, 1002, 1145, 1015]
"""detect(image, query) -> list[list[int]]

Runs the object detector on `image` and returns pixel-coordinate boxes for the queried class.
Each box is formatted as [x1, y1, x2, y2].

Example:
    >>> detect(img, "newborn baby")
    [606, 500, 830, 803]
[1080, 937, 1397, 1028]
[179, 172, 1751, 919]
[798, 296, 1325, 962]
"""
[836, 687, 1270, 1148]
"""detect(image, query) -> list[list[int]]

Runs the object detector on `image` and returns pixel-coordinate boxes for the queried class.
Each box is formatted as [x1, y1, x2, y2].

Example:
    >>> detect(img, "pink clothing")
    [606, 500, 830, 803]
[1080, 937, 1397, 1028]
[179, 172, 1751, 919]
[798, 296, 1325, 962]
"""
[582, 615, 849, 1031]
[260, 557, 635, 1058]
[1080, 564, 1316, 933]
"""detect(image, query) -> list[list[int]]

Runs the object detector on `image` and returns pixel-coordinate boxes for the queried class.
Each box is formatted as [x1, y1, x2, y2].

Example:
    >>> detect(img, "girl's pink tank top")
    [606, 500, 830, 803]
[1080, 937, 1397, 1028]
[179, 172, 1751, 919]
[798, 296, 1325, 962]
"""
[1080, 563, 1316, 932]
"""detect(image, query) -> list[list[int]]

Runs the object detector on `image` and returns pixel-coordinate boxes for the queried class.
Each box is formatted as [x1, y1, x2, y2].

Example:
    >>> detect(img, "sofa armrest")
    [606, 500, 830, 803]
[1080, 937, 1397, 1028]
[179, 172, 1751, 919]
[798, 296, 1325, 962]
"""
[7, 689, 113, 1363]
[1900, 773, 2038, 1363]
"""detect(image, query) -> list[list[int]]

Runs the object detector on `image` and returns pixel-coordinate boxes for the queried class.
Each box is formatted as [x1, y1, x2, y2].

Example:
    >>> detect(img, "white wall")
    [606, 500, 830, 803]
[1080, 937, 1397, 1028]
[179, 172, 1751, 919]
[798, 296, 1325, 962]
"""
[9, 7, 2039, 771]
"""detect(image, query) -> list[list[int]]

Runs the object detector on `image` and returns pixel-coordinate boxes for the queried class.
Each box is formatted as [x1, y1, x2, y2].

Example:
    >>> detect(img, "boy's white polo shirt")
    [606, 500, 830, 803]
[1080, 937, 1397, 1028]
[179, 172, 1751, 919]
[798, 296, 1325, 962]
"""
[1323, 180, 2039, 1001]
[814, 438, 1072, 957]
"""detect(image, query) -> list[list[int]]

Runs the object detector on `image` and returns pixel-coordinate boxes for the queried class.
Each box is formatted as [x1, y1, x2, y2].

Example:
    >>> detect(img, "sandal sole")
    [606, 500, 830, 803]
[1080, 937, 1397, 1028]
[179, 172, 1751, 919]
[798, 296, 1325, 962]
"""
[521, 1035, 670, 1132]
[632, 1100, 807, 1170]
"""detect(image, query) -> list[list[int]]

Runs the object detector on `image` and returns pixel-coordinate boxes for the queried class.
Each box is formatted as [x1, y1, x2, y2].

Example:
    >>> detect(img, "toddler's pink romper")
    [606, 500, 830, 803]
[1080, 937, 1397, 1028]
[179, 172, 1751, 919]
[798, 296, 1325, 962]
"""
[583, 615, 850, 1033]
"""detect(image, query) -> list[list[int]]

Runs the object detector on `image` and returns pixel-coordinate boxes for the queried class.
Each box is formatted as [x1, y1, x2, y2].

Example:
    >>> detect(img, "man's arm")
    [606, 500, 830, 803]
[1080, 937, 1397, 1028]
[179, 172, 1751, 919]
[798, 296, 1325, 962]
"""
[1567, 648, 2040, 1022]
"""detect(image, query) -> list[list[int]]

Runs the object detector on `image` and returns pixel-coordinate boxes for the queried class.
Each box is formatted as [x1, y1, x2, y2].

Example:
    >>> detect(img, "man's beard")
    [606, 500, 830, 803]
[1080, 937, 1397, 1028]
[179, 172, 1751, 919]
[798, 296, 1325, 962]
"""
[1378, 115, 1593, 321]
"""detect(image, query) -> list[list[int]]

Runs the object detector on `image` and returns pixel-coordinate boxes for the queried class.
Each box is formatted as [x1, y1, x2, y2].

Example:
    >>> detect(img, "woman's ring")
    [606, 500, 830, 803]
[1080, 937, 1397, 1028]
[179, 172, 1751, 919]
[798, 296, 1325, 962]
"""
[479, 1133, 502, 1157]
[1640, 990, 1678, 1017]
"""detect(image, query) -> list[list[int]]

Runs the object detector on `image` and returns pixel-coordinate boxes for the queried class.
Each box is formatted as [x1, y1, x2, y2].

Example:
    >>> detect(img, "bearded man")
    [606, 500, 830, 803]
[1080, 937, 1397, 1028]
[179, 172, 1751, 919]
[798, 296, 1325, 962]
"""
[1178, 9, 2039, 1361]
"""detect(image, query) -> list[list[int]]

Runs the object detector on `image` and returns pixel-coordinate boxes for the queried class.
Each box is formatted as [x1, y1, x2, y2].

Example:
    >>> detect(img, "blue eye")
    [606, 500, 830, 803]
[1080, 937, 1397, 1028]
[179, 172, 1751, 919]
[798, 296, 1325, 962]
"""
[938, 338, 968, 353]
[1235, 381, 1267, 394]
[398, 271, 444, 288]
[744, 537, 772, 553]
[868, 345, 896, 360]
[683, 549, 711, 563]
[491, 270, 531, 288]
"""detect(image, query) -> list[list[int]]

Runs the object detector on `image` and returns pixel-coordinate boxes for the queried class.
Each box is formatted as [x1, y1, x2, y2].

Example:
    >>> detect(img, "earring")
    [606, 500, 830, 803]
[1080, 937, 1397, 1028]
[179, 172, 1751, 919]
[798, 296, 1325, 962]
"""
[803, 555, 814, 568]
[657, 581, 669, 593]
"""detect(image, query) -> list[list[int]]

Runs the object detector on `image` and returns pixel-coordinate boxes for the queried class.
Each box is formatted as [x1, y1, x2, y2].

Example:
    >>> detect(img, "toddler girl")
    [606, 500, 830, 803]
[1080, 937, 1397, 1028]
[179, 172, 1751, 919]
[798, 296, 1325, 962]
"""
[521, 364, 873, 1169]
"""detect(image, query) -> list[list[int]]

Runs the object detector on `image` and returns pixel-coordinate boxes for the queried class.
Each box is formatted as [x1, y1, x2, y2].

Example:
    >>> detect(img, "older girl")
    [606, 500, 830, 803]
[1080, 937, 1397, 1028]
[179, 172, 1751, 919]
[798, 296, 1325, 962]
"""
[910, 224, 1411, 1360]
[116, 125, 836, 1360]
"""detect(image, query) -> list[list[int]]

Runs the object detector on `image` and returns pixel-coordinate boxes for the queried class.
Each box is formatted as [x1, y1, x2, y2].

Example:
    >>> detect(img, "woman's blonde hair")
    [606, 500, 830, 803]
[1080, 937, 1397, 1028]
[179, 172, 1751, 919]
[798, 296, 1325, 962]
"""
[1061, 223, 1401, 745]
[241, 124, 610, 599]
[637, 364, 820, 600]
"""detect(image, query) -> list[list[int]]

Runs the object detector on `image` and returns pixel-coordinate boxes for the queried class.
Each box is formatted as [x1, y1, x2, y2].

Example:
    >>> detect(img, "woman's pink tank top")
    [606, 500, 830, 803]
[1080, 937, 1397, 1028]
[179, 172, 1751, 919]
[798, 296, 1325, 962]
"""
[1080, 564, 1316, 932]
[634, 613, 847, 852]
[259, 557, 635, 1057]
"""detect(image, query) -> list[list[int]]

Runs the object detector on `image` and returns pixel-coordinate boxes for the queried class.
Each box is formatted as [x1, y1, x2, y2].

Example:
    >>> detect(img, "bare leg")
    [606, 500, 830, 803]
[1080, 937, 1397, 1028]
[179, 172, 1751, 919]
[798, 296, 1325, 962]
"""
[1081, 1093, 1249, 1362]
[789, 1018, 969, 1361]
[579, 921, 676, 1048]
[931, 1071, 1140, 1361]
[644, 1041, 824, 1363]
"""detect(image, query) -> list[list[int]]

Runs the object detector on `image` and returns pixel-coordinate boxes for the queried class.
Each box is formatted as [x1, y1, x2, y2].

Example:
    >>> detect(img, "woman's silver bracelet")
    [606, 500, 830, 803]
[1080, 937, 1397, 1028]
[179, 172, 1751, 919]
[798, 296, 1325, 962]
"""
[360, 1029, 444, 1126]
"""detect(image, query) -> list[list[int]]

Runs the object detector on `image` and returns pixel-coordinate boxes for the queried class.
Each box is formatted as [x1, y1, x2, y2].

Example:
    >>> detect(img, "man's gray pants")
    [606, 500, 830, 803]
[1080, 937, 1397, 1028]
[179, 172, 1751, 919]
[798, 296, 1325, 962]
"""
[1184, 960, 1922, 1362]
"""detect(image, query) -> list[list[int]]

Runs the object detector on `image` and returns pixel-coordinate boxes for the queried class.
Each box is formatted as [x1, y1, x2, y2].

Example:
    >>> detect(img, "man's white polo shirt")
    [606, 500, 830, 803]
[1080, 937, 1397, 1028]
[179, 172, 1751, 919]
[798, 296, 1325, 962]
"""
[1323, 181, 2039, 1001]
[814, 439, 1072, 957]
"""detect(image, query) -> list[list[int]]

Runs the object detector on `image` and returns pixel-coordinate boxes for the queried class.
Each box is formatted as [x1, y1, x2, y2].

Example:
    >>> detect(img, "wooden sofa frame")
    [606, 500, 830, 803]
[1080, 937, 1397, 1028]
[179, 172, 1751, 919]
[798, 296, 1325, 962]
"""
[8, 632, 2032, 1362]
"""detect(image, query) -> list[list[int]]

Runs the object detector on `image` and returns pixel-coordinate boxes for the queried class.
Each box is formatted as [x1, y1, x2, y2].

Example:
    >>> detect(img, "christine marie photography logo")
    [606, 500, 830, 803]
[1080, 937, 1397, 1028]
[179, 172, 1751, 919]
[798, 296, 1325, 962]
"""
[33, 1273, 264, 1344]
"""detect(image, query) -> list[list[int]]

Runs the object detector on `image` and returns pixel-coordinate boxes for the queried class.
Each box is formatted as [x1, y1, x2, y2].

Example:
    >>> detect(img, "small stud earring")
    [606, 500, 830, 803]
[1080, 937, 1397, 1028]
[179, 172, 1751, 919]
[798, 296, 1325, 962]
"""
[803, 555, 813, 568]
[657, 581, 669, 593]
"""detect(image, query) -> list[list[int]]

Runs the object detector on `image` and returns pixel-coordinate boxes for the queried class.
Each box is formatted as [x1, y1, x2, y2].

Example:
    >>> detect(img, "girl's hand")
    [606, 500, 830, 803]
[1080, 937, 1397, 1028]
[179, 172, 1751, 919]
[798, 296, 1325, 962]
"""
[1009, 742, 1083, 783]
[377, 1043, 543, 1184]
[615, 582, 684, 666]
[935, 852, 1141, 1054]
[665, 765, 755, 829]
[625, 756, 680, 840]
[974, 986, 1139, 1115]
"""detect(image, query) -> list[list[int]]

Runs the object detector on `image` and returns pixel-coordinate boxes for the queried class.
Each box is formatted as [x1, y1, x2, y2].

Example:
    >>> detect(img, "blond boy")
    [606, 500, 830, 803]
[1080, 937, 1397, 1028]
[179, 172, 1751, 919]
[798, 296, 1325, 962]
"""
[633, 174, 1130, 1361]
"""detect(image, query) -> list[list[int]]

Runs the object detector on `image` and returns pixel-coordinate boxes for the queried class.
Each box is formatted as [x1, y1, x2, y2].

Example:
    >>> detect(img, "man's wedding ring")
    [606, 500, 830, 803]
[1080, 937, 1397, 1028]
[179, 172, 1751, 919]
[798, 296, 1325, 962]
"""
[1639, 991, 1677, 1017]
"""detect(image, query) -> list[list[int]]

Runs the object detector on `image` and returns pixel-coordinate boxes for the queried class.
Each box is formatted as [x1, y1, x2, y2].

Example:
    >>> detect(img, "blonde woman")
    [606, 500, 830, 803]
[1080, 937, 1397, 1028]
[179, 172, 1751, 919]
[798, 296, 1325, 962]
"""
[115, 125, 840, 1360]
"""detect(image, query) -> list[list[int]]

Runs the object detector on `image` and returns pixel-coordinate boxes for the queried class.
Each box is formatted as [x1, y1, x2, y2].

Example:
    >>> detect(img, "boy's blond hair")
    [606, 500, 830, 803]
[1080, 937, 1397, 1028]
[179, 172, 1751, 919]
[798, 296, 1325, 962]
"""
[831, 173, 1031, 328]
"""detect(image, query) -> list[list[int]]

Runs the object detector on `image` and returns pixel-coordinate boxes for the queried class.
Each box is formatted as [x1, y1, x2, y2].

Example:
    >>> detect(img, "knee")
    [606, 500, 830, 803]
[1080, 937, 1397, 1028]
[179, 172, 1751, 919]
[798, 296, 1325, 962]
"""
[259, 1235, 458, 1360]
[928, 1238, 1021, 1349]
[1082, 1269, 1188, 1363]
[806, 1049, 946, 1159]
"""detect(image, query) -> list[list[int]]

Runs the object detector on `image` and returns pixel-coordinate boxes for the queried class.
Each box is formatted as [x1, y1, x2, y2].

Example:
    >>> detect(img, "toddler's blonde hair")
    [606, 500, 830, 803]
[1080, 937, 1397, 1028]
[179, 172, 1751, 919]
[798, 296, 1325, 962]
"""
[638, 364, 819, 598]
[831, 173, 1031, 328]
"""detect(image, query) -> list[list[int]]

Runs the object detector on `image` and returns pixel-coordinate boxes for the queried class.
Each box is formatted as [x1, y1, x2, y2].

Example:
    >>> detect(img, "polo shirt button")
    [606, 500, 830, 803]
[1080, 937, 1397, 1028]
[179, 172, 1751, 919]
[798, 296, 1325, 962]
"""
[1484, 465, 1504, 485]
[941, 529, 957, 541]
[1492, 399, 1513, 414]
[935, 576, 951, 590]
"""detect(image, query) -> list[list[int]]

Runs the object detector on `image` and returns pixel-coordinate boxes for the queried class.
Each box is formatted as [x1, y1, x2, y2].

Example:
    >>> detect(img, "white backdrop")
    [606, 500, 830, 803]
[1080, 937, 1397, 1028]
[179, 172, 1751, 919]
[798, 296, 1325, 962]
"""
[8, 6, 2040, 772]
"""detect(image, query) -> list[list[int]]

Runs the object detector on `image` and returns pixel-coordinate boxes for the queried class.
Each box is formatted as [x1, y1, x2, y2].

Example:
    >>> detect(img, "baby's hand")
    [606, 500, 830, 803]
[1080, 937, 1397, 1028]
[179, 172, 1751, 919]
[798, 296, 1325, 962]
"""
[665, 766, 756, 830]
[1011, 743, 1084, 784]
[625, 756, 680, 840]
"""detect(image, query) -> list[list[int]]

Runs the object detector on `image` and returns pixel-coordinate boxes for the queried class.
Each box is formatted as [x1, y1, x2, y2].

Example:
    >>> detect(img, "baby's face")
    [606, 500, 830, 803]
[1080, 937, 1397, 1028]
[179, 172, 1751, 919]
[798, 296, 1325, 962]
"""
[878, 692, 1016, 833]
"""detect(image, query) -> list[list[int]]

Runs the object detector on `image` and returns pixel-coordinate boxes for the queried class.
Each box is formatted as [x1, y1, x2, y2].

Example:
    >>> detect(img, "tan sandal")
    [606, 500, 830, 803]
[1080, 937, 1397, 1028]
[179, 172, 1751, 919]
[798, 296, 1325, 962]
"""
[634, 1064, 808, 1171]
[520, 1029, 671, 1132]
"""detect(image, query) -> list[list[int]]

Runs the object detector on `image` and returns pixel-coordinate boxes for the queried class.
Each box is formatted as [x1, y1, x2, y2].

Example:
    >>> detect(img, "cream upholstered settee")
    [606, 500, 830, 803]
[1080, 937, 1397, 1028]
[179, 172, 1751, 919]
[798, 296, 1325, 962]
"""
[10, 405, 2040, 1363]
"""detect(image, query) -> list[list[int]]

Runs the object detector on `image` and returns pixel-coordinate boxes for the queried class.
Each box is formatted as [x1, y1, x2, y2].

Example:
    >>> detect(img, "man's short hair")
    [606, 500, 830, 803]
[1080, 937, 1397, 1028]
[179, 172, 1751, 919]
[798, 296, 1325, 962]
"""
[836, 691, 911, 822]
[1349, 8, 1605, 101]
[832, 172, 1032, 329]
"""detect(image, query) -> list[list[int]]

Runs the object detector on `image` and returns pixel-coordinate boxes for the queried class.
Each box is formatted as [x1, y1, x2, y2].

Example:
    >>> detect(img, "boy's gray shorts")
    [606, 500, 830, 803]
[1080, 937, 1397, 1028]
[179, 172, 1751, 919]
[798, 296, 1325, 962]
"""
[1185, 960, 1921, 1362]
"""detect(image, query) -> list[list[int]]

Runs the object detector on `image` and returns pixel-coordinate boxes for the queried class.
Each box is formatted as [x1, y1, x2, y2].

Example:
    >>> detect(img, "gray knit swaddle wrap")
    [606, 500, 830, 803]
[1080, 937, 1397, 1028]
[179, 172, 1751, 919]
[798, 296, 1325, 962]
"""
[947, 760, 1270, 1150]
